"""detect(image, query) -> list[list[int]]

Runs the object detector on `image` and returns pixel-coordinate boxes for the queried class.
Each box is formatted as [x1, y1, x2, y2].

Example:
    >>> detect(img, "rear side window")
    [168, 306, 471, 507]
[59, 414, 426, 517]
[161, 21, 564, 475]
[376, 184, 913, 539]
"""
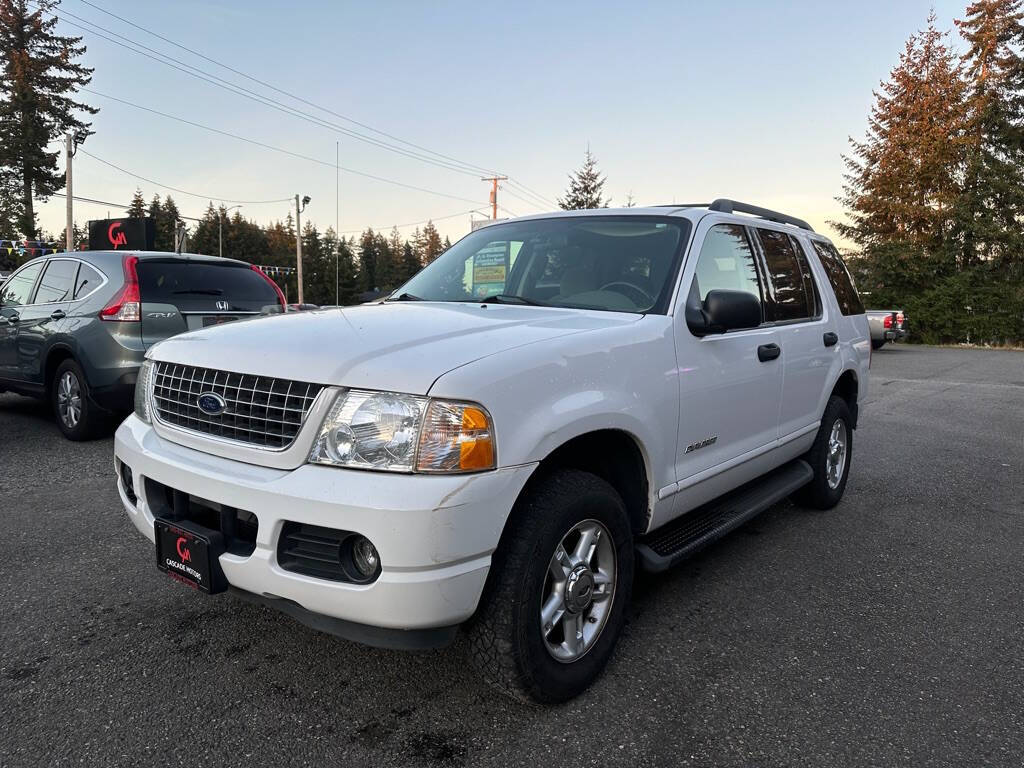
[755, 228, 818, 322]
[0, 262, 44, 306]
[693, 224, 762, 305]
[34, 259, 79, 304]
[137, 262, 279, 311]
[811, 240, 864, 316]
[74, 263, 104, 299]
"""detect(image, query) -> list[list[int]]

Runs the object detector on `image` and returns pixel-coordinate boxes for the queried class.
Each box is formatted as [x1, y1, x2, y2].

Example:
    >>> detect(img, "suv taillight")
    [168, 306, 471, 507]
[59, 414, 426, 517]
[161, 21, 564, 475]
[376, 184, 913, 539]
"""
[100, 255, 141, 322]
[251, 264, 286, 307]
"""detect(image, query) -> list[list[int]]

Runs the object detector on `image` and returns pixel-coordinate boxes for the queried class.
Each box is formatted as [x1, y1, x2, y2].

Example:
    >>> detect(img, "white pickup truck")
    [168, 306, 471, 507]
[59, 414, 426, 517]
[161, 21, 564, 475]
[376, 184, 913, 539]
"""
[115, 200, 870, 703]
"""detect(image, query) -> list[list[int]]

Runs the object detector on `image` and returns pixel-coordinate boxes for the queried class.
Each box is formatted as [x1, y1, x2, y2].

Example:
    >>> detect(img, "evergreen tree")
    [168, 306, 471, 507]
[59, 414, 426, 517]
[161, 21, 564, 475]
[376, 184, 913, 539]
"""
[359, 228, 379, 292]
[126, 188, 147, 218]
[152, 195, 182, 251]
[400, 241, 421, 283]
[336, 236, 360, 304]
[0, 168, 20, 236]
[417, 221, 444, 265]
[953, 0, 1024, 278]
[558, 149, 610, 210]
[0, 0, 98, 237]
[836, 13, 967, 284]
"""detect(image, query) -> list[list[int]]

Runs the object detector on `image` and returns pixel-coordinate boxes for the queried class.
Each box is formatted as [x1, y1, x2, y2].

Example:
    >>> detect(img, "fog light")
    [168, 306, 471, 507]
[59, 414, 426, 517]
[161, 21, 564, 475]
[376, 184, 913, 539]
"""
[351, 536, 379, 579]
[120, 461, 137, 504]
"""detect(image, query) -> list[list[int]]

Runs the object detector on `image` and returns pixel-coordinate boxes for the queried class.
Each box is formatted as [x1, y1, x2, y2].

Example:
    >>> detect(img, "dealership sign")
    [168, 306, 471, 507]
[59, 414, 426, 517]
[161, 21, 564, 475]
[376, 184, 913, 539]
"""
[88, 218, 155, 251]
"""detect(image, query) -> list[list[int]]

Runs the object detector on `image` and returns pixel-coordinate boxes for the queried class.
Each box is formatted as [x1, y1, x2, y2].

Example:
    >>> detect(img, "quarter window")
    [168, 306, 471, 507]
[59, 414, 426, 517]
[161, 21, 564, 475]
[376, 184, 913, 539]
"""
[34, 259, 79, 304]
[811, 240, 864, 316]
[0, 262, 44, 307]
[692, 224, 762, 306]
[756, 228, 815, 322]
[74, 263, 103, 299]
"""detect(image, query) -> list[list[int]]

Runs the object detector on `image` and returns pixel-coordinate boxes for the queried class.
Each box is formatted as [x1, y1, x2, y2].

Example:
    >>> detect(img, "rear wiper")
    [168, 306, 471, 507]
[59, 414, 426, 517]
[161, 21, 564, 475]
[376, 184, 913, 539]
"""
[388, 292, 424, 301]
[173, 289, 224, 295]
[479, 294, 547, 306]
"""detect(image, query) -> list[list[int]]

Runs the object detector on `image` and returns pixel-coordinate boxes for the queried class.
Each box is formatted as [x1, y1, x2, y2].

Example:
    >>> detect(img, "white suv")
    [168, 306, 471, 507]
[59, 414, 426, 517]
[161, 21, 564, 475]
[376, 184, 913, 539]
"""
[115, 200, 870, 703]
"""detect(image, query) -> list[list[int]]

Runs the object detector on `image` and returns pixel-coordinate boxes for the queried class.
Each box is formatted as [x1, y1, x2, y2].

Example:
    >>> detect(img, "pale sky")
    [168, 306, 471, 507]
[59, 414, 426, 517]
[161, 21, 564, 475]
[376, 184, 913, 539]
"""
[34, 0, 968, 248]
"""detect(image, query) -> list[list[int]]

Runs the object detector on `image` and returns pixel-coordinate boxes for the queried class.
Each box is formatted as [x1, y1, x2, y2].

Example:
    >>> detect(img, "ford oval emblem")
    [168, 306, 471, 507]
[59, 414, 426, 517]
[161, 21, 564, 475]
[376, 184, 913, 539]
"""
[197, 392, 227, 416]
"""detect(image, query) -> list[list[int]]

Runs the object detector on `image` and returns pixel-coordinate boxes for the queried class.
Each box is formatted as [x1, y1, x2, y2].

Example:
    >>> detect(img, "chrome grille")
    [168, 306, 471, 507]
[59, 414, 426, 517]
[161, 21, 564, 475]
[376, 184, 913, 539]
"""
[152, 362, 324, 449]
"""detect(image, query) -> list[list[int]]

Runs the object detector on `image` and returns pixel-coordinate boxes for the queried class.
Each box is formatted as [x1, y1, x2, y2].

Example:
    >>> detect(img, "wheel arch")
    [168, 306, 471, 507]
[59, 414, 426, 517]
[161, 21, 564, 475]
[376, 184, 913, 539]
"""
[830, 368, 859, 428]
[44, 343, 78, 397]
[522, 428, 652, 537]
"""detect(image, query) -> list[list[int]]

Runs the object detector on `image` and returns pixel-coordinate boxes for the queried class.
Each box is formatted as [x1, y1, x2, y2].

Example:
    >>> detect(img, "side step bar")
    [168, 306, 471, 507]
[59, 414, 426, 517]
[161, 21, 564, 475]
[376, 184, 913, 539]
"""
[636, 460, 813, 572]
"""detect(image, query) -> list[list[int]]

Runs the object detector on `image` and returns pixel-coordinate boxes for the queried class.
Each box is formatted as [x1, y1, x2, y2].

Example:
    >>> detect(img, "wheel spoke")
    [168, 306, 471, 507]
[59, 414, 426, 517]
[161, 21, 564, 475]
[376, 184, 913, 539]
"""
[563, 613, 584, 655]
[540, 593, 564, 636]
[572, 524, 599, 565]
[549, 546, 571, 581]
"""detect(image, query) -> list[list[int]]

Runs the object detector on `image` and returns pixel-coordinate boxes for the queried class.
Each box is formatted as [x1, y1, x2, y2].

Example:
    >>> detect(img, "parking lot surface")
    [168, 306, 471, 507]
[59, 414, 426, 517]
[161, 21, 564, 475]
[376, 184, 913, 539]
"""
[1, 345, 1022, 767]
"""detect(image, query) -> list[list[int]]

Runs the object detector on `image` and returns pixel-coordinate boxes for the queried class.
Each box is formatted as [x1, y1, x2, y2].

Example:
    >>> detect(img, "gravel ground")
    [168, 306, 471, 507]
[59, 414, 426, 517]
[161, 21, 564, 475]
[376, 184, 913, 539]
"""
[1, 344, 1021, 767]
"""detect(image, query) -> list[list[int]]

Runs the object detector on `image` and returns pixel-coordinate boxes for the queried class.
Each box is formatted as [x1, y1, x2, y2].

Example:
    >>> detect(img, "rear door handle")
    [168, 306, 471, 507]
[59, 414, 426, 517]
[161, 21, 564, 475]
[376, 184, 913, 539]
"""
[757, 343, 781, 362]
[823, 332, 839, 347]
[5, 313, 18, 325]
[50, 309, 66, 320]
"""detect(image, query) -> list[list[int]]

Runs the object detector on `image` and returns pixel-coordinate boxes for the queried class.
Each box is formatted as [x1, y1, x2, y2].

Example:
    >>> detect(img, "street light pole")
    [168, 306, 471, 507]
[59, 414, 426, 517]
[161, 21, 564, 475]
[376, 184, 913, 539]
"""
[218, 204, 242, 259]
[295, 194, 310, 305]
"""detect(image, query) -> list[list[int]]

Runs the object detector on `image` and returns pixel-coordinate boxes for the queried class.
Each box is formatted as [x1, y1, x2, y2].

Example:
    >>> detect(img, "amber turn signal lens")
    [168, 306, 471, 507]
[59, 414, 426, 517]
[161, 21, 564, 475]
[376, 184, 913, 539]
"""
[417, 401, 496, 473]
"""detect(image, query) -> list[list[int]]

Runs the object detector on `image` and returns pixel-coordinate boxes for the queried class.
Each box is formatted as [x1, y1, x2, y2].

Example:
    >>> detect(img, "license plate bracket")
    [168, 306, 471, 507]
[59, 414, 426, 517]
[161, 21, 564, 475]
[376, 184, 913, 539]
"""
[154, 518, 228, 594]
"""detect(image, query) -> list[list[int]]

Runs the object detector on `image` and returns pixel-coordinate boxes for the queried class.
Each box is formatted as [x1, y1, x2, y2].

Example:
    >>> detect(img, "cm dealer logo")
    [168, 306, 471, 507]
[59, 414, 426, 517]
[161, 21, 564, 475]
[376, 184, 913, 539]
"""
[176, 536, 191, 563]
[107, 221, 127, 249]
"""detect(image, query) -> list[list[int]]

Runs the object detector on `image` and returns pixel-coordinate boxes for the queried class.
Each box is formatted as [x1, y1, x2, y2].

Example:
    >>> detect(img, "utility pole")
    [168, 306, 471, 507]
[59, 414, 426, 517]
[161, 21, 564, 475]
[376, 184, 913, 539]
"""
[218, 205, 242, 259]
[481, 176, 508, 219]
[65, 133, 74, 252]
[295, 194, 310, 305]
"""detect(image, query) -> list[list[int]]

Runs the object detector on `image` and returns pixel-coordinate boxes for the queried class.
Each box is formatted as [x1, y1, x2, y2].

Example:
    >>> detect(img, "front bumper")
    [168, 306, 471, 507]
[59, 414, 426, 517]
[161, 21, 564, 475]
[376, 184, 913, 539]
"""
[114, 414, 536, 641]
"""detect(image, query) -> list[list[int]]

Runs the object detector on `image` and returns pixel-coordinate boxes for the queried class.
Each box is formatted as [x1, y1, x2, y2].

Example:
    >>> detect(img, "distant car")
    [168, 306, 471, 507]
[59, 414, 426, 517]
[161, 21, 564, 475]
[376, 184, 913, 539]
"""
[866, 309, 908, 349]
[0, 251, 285, 439]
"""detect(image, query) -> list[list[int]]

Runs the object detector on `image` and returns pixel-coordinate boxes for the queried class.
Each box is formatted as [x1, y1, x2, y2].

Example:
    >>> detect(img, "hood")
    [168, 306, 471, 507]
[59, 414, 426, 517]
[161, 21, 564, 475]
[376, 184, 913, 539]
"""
[148, 302, 642, 394]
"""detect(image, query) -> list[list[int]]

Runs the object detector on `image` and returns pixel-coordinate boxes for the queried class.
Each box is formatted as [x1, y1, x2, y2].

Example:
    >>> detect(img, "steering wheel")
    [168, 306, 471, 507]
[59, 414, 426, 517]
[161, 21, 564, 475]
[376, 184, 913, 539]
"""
[600, 281, 654, 307]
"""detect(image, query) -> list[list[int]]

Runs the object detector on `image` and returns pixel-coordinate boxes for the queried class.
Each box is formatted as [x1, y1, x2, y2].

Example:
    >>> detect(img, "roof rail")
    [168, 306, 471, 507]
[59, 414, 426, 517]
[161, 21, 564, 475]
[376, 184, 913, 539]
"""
[707, 199, 814, 232]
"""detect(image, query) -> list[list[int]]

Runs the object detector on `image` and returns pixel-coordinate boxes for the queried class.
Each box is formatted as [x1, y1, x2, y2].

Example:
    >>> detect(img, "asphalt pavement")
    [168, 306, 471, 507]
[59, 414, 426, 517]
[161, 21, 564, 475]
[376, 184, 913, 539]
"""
[1, 345, 1022, 767]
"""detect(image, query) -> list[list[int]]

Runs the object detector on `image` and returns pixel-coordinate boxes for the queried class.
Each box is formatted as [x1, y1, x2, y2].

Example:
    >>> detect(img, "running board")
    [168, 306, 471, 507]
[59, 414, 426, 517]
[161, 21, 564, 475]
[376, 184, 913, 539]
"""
[637, 460, 813, 572]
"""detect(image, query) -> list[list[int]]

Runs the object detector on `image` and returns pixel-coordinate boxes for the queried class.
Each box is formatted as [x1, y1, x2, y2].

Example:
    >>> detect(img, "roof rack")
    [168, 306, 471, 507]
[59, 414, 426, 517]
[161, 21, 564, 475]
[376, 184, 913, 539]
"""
[706, 199, 814, 232]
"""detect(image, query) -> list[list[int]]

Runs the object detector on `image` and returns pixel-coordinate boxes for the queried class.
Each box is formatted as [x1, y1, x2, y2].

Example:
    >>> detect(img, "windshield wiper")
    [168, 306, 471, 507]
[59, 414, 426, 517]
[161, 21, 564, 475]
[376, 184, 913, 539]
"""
[173, 289, 224, 295]
[478, 294, 547, 306]
[388, 292, 424, 301]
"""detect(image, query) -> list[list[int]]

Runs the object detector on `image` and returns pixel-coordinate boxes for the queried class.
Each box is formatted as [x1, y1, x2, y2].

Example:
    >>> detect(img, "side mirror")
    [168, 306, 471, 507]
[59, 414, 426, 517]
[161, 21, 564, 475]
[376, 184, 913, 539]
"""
[686, 283, 761, 336]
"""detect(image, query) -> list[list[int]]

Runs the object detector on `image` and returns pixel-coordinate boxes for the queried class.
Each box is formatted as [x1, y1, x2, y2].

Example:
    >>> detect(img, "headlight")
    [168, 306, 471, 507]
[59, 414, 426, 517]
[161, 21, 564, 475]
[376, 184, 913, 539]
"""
[134, 359, 154, 423]
[309, 389, 495, 473]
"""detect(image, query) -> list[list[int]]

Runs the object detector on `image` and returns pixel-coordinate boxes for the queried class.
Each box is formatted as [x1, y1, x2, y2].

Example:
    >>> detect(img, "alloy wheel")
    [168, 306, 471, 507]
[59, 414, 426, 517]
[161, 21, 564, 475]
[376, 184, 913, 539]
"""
[57, 370, 82, 430]
[540, 519, 617, 663]
[825, 418, 847, 489]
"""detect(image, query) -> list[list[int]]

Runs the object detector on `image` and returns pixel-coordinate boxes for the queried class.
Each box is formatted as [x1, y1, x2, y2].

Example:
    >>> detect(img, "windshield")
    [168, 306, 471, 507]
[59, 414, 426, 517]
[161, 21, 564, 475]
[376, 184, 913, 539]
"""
[394, 216, 690, 314]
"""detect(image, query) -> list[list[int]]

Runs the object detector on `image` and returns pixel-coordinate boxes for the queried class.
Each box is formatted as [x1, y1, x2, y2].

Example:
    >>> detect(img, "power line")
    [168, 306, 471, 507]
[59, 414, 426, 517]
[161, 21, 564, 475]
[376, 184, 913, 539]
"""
[80, 88, 486, 206]
[507, 177, 558, 208]
[73, 0, 507, 179]
[339, 208, 490, 235]
[49, 191, 203, 221]
[78, 149, 291, 205]
[47, 4, 495, 180]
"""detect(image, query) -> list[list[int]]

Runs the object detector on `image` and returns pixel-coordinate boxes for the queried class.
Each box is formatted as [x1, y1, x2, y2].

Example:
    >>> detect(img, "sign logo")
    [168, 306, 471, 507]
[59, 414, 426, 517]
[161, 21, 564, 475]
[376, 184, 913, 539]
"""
[196, 391, 227, 416]
[107, 221, 127, 249]
[215, 300, 230, 311]
[175, 536, 191, 563]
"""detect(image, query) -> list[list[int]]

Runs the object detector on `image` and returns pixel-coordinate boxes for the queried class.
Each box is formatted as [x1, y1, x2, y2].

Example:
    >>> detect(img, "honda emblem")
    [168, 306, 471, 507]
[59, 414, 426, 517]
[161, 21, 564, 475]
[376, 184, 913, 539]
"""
[215, 300, 230, 311]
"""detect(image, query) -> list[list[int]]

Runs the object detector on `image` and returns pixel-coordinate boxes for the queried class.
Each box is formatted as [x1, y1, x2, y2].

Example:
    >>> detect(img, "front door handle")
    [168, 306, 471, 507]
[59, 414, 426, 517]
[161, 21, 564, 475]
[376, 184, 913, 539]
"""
[823, 331, 839, 347]
[50, 309, 66, 320]
[757, 343, 781, 362]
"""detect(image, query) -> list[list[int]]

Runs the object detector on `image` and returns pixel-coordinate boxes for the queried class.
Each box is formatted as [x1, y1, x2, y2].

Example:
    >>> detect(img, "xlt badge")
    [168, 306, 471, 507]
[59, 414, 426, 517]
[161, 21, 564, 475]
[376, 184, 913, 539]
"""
[685, 436, 718, 454]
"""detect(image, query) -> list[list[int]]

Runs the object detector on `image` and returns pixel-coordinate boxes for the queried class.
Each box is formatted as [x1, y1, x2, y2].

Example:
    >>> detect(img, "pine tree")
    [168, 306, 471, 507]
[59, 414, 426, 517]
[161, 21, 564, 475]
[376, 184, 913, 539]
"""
[401, 241, 421, 283]
[153, 195, 181, 251]
[0, 167, 20, 236]
[418, 221, 444, 265]
[0, 0, 98, 238]
[953, 0, 1024, 278]
[558, 149, 610, 210]
[836, 13, 968, 283]
[126, 188, 147, 218]
[359, 228, 379, 292]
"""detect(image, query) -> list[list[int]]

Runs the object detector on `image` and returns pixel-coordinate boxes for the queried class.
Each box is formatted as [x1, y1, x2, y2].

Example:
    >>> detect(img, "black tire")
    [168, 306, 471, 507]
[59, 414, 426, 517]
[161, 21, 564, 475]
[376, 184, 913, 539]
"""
[793, 395, 853, 510]
[52, 358, 109, 441]
[467, 468, 634, 704]
[871, 339, 886, 350]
